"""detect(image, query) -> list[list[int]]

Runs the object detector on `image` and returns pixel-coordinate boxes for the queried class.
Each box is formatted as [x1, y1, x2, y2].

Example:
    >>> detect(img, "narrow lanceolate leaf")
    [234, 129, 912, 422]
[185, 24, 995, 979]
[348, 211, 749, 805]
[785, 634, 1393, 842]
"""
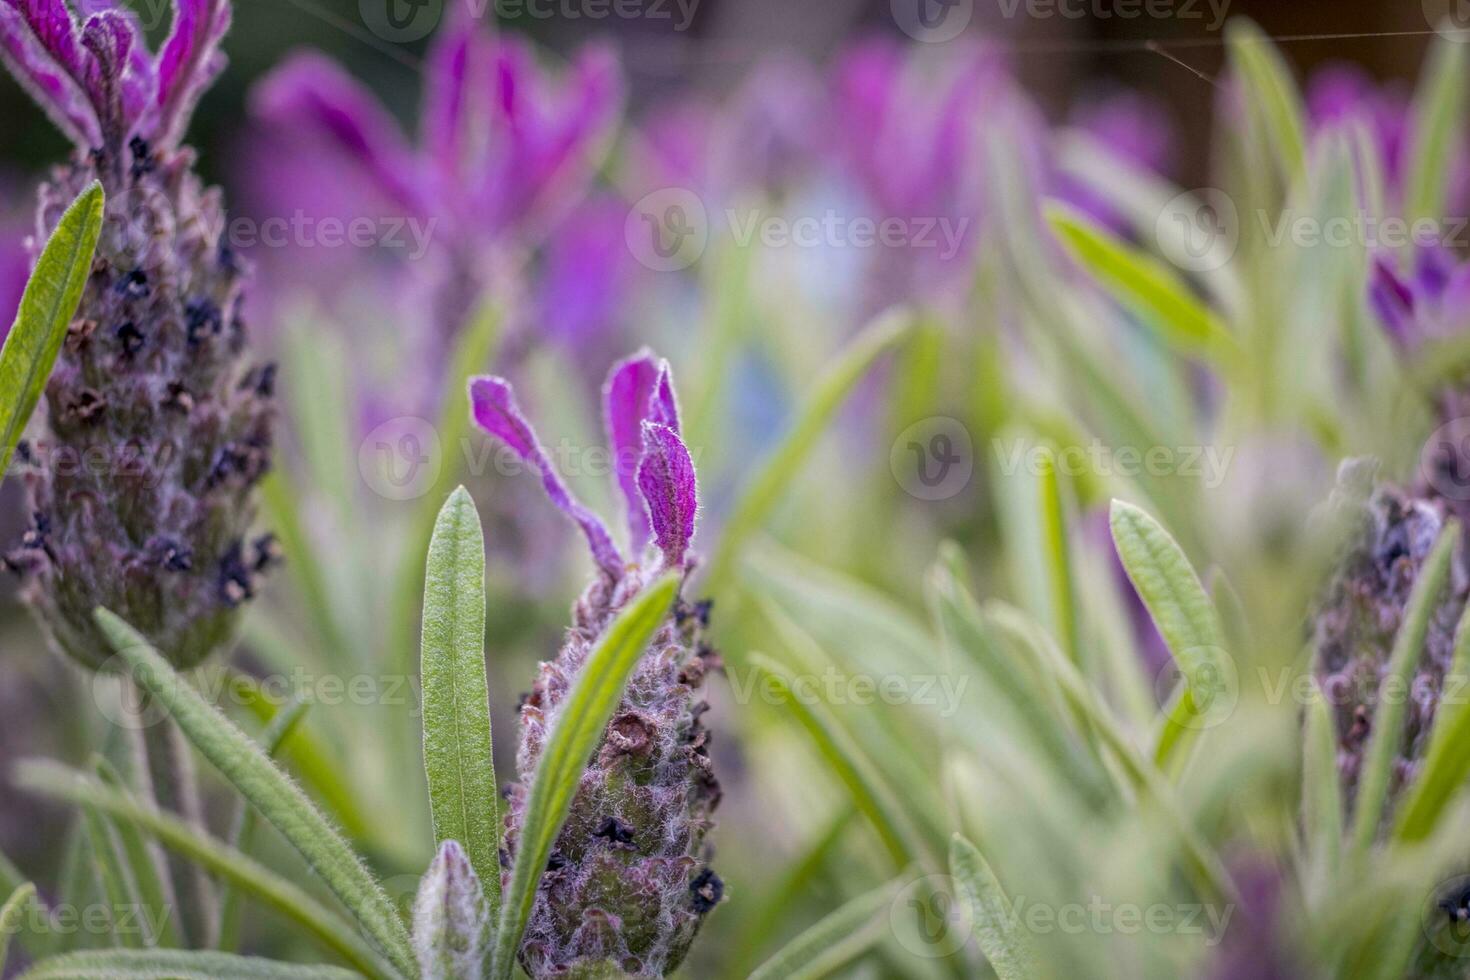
[1405, 30, 1467, 223]
[950, 834, 1035, 980]
[748, 652, 928, 871]
[0, 181, 103, 468]
[80, 784, 146, 948]
[706, 308, 912, 593]
[1302, 691, 1343, 898]
[490, 575, 679, 980]
[1047, 207, 1233, 361]
[1109, 500, 1231, 768]
[17, 949, 361, 979]
[14, 761, 399, 980]
[1227, 19, 1307, 180]
[746, 876, 903, 980]
[93, 758, 184, 950]
[219, 699, 311, 953]
[1396, 600, 1470, 842]
[92, 610, 417, 980]
[1350, 522, 1459, 861]
[0, 882, 36, 969]
[420, 487, 499, 915]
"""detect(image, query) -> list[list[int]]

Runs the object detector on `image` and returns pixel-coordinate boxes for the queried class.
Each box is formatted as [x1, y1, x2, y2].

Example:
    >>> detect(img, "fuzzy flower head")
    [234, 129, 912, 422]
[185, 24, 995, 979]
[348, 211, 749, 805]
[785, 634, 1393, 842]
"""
[0, 0, 230, 167]
[0, 0, 275, 671]
[469, 352, 720, 978]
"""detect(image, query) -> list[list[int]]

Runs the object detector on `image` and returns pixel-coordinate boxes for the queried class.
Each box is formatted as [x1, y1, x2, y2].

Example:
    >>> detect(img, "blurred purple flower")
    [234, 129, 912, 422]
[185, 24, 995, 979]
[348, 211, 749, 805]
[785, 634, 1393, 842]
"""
[535, 195, 635, 348]
[248, 13, 622, 365]
[1307, 63, 1470, 212]
[826, 38, 1016, 309]
[1307, 65, 1412, 193]
[1052, 90, 1175, 234]
[1369, 240, 1470, 351]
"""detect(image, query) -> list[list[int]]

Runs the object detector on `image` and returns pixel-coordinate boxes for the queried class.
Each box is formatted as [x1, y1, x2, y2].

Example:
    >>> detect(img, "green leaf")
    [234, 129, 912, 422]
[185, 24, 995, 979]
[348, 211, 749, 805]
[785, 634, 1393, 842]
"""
[732, 808, 856, 977]
[80, 764, 147, 949]
[1396, 599, 1470, 842]
[928, 564, 1106, 804]
[92, 610, 417, 980]
[0, 181, 104, 468]
[982, 602, 1236, 904]
[219, 699, 311, 952]
[1349, 521, 1459, 861]
[0, 882, 36, 971]
[705, 308, 912, 593]
[14, 761, 400, 980]
[489, 575, 679, 980]
[949, 834, 1034, 980]
[91, 759, 183, 949]
[420, 487, 499, 915]
[1047, 206, 1234, 362]
[746, 653, 930, 871]
[1405, 31, 1467, 223]
[259, 472, 349, 662]
[1037, 449, 1080, 666]
[1227, 20, 1307, 181]
[1302, 691, 1343, 902]
[746, 876, 903, 980]
[18, 949, 361, 979]
[1109, 499, 1232, 768]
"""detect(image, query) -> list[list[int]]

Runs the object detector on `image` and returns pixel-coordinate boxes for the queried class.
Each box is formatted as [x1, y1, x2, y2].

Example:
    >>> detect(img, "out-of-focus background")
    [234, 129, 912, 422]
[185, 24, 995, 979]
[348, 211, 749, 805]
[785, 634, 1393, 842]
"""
[0, 0, 1448, 185]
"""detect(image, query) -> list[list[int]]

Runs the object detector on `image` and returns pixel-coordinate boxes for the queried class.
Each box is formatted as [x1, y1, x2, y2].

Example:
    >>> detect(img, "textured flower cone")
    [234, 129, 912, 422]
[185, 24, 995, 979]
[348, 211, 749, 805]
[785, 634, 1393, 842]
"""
[0, 1, 274, 670]
[469, 352, 721, 978]
[1312, 481, 1467, 811]
[505, 574, 721, 978]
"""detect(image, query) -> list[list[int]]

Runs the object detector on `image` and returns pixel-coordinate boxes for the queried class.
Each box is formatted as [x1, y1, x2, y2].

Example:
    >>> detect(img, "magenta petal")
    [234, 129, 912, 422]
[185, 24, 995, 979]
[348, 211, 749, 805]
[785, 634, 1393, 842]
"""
[469, 376, 625, 579]
[422, 5, 484, 187]
[652, 363, 679, 431]
[79, 11, 147, 141]
[253, 52, 429, 217]
[155, 0, 230, 144]
[637, 421, 697, 569]
[1369, 255, 1415, 349]
[0, 0, 99, 145]
[603, 350, 660, 550]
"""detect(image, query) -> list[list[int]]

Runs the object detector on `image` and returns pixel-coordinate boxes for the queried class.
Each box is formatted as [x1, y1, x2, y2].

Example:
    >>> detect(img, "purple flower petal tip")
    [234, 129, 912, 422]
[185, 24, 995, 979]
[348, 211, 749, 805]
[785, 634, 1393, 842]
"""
[469, 374, 625, 579]
[637, 420, 697, 569]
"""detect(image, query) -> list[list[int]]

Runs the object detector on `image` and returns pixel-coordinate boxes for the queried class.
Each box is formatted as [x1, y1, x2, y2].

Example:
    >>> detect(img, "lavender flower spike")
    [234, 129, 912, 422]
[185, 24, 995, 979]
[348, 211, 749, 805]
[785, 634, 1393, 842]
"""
[1, 0, 275, 670]
[470, 354, 721, 977]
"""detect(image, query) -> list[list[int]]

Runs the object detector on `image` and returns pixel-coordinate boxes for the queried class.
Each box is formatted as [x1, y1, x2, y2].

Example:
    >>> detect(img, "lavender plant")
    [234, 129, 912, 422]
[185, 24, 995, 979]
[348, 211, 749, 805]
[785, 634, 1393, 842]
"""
[467, 351, 720, 978]
[0, 0, 275, 671]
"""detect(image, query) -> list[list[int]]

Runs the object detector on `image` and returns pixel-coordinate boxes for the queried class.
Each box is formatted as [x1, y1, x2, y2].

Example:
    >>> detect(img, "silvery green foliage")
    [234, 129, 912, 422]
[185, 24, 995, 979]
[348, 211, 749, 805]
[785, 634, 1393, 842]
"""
[414, 841, 491, 980]
[0, 0, 275, 670]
